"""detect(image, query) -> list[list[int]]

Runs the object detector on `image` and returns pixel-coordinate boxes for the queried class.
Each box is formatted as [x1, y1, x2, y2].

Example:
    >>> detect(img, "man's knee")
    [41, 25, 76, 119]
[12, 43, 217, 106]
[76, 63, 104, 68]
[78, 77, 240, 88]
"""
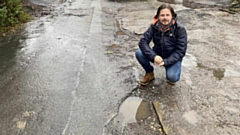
[166, 73, 180, 82]
[135, 49, 144, 59]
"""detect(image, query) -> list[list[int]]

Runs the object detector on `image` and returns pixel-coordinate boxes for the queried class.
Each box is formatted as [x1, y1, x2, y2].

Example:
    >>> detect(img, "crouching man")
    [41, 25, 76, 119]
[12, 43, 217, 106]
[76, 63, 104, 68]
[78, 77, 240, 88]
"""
[136, 4, 187, 86]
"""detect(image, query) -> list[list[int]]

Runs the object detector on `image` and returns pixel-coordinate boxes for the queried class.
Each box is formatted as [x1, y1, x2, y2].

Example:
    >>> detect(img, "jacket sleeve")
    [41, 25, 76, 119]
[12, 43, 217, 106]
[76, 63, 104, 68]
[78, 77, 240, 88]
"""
[139, 26, 157, 62]
[163, 26, 187, 66]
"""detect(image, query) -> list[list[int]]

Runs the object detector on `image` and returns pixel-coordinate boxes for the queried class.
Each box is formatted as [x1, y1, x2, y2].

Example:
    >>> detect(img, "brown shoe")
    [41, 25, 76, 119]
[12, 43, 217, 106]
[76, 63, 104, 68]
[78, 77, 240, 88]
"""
[140, 72, 154, 85]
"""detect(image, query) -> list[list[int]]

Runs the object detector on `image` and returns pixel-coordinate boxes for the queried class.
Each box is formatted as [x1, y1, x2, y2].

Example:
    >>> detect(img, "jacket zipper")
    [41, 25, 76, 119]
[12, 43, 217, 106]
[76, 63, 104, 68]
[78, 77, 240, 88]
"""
[161, 32, 164, 57]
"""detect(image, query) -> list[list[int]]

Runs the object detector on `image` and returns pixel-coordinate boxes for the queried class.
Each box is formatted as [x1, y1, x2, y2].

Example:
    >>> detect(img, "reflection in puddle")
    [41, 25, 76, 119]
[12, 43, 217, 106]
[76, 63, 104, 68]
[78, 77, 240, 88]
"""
[118, 97, 152, 123]
[104, 97, 153, 134]
[136, 98, 152, 121]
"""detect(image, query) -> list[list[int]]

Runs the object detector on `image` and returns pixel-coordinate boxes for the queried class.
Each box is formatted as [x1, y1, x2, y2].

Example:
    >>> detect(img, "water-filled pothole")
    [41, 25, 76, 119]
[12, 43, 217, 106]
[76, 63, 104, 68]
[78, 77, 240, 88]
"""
[213, 68, 225, 80]
[103, 97, 162, 134]
[117, 97, 152, 123]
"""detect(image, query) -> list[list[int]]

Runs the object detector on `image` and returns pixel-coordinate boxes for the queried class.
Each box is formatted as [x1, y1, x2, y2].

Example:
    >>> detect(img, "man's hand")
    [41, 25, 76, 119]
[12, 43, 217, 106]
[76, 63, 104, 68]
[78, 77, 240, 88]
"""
[154, 55, 164, 66]
[154, 55, 163, 65]
[159, 61, 164, 66]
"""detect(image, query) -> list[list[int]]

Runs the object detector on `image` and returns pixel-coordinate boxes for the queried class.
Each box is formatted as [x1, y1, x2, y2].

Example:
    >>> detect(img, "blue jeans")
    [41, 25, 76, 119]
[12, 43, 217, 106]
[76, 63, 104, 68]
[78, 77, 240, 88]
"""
[135, 49, 182, 82]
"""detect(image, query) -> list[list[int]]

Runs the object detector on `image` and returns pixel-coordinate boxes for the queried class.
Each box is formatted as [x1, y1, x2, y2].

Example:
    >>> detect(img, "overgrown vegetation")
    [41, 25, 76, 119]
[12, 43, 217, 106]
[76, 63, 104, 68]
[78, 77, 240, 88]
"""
[0, 0, 30, 34]
[230, 0, 240, 8]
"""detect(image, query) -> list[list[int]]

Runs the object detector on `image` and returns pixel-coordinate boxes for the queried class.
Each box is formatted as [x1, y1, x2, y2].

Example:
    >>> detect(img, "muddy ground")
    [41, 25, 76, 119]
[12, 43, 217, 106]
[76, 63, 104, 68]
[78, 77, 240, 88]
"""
[101, 0, 240, 134]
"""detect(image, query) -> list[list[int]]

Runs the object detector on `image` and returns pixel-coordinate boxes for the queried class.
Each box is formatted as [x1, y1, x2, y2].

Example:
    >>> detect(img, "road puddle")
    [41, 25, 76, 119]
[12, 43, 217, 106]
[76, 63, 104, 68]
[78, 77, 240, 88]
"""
[197, 63, 226, 80]
[213, 68, 225, 80]
[183, 53, 227, 80]
[118, 97, 152, 123]
[104, 97, 154, 134]
[197, 63, 240, 80]
[0, 29, 26, 75]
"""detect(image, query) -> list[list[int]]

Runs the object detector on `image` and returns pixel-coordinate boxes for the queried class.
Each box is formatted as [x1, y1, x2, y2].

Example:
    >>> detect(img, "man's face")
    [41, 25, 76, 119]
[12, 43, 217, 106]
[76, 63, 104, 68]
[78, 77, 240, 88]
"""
[158, 8, 172, 27]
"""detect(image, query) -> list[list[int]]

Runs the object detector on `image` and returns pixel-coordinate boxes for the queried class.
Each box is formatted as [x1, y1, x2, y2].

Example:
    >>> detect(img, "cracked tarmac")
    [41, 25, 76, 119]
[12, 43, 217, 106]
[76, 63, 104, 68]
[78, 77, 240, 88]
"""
[0, 0, 239, 134]
[101, 0, 240, 134]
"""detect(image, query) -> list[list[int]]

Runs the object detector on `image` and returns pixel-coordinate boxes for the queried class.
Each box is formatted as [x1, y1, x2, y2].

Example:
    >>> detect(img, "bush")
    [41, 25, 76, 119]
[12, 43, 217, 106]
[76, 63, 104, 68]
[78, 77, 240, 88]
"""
[0, 0, 30, 34]
[231, 0, 240, 8]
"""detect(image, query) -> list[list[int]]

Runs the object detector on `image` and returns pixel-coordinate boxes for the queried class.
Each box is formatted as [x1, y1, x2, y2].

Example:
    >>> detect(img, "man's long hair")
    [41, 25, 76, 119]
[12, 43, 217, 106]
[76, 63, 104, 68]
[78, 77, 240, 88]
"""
[154, 4, 176, 19]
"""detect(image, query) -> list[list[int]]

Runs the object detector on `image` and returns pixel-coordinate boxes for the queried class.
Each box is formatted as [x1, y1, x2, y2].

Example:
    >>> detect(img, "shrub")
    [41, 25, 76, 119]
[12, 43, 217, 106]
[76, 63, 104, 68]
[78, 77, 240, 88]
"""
[0, 0, 30, 34]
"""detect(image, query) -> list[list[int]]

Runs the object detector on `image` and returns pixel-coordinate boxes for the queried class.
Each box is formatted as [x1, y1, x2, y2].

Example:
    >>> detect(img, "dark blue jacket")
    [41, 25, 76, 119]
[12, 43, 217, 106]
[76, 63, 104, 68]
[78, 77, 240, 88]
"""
[139, 15, 187, 66]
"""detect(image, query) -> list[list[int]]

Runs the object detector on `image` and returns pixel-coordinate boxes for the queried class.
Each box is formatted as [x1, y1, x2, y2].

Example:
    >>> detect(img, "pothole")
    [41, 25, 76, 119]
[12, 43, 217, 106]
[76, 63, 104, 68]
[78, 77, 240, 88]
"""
[104, 96, 166, 135]
[213, 68, 225, 80]
[197, 63, 226, 80]
[115, 19, 127, 36]
[118, 97, 151, 123]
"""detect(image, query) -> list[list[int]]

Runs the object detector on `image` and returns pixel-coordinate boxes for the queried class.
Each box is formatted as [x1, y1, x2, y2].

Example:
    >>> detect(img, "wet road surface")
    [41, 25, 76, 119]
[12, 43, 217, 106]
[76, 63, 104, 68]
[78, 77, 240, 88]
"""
[1, 0, 240, 135]
[28, 0, 59, 6]
[0, 0, 136, 134]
